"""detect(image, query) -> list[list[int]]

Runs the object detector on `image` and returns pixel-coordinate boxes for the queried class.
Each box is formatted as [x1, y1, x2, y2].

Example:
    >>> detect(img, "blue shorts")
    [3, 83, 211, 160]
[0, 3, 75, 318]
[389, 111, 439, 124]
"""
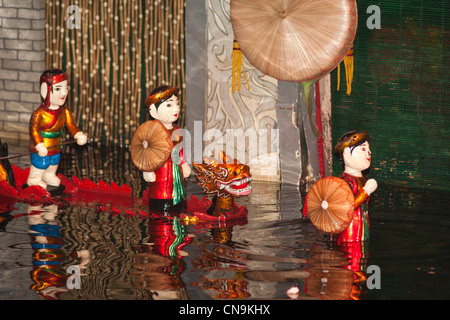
[31, 153, 61, 170]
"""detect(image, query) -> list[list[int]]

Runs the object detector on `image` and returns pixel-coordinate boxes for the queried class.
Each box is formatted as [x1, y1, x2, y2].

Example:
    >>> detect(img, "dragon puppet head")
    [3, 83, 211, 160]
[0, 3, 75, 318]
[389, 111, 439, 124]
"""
[193, 151, 252, 198]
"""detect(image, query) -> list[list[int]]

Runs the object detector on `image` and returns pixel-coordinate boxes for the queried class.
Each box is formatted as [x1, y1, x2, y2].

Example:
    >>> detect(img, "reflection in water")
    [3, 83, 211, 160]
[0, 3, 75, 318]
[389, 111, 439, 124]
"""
[1, 178, 373, 300]
[3, 143, 449, 300]
[190, 228, 368, 300]
[27, 204, 69, 299]
[191, 227, 251, 299]
[0, 196, 14, 231]
[132, 218, 192, 300]
[337, 241, 370, 300]
[27, 204, 93, 300]
[68, 145, 372, 300]
[57, 205, 151, 299]
[304, 247, 360, 300]
[188, 181, 371, 300]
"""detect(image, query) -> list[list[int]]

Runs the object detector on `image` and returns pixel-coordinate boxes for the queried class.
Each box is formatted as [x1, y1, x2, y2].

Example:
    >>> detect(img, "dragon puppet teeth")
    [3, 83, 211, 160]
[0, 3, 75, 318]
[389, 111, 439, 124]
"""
[232, 177, 251, 186]
[225, 184, 252, 195]
[218, 176, 251, 187]
[224, 177, 252, 195]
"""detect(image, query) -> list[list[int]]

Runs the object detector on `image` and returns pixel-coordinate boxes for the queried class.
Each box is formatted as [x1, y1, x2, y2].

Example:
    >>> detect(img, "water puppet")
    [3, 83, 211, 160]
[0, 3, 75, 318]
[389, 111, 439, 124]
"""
[193, 151, 252, 217]
[27, 69, 87, 191]
[305, 131, 377, 243]
[130, 86, 191, 213]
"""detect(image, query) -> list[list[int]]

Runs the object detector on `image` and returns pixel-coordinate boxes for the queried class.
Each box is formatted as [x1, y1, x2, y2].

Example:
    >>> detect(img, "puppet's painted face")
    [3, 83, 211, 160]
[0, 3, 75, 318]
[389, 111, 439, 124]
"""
[343, 141, 371, 172]
[49, 80, 68, 108]
[150, 95, 180, 125]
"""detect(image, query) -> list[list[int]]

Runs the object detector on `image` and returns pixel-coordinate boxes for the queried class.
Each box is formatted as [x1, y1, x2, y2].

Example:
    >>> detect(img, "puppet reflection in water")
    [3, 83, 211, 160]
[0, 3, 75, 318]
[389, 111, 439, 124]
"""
[28, 204, 68, 299]
[132, 218, 192, 299]
[191, 227, 251, 299]
[28, 204, 90, 299]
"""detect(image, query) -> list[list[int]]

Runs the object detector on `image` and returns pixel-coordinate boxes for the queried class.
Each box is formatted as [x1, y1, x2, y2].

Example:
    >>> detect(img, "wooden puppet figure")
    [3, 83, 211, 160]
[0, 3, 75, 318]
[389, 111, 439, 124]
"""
[27, 69, 87, 190]
[143, 86, 191, 212]
[192, 151, 252, 217]
[334, 131, 377, 244]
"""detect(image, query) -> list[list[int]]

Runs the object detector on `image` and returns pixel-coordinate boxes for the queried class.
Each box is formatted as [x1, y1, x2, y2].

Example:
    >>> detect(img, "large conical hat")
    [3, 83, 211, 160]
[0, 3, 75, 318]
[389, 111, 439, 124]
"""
[306, 176, 354, 234]
[230, 0, 358, 81]
[130, 120, 173, 172]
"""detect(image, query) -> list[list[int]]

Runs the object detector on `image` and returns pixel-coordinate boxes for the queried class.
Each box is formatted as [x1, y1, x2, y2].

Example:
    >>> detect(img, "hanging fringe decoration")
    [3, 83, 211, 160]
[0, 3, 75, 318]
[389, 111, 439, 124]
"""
[315, 81, 325, 179]
[232, 38, 250, 92]
[337, 44, 354, 95]
[344, 44, 354, 95]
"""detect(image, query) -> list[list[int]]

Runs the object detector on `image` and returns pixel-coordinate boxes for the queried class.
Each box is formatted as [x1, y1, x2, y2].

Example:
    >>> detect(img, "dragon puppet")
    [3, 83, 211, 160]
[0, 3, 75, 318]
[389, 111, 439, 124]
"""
[192, 151, 252, 217]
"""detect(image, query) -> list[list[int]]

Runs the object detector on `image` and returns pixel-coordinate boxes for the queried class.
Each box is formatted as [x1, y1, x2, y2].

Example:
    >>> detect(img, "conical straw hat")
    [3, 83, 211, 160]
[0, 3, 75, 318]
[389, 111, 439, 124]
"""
[230, 0, 358, 81]
[130, 120, 173, 172]
[306, 176, 354, 234]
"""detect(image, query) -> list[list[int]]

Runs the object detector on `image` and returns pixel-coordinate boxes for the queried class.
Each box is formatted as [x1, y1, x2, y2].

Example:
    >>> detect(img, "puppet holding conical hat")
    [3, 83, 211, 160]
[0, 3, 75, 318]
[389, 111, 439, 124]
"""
[305, 131, 377, 243]
[130, 85, 191, 212]
[27, 69, 87, 190]
[334, 131, 377, 243]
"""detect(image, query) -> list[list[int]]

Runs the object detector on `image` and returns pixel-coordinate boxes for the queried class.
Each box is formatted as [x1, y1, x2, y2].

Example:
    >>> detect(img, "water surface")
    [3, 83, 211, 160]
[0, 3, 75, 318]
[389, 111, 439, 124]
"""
[1, 144, 449, 300]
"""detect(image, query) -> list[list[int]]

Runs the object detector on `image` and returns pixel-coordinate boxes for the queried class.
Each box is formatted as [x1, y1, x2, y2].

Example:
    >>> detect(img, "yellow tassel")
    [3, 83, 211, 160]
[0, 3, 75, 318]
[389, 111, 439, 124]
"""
[343, 44, 354, 95]
[337, 44, 354, 95]
[232, 39, 250, 92]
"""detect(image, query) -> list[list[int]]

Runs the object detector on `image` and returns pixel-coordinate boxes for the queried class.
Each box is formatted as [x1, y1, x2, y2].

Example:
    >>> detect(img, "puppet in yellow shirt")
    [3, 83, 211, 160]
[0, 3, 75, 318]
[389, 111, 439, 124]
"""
[27, 69, 87, 190]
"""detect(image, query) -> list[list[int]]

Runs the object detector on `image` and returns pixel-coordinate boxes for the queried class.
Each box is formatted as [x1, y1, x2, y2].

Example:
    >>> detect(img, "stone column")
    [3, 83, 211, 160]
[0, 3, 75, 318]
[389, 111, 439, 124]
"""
[185, 0, 206, 165]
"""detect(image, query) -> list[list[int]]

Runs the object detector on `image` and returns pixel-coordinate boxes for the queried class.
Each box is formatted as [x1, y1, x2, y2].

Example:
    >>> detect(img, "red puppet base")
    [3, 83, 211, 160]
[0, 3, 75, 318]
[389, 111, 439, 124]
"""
[0, 165, 248, 228]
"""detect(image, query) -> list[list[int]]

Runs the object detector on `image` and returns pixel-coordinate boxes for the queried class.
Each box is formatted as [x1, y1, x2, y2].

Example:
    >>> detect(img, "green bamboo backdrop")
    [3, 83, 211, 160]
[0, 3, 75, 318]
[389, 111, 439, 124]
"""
[46, 0, 186, 146]
[332, 0, 450, 191]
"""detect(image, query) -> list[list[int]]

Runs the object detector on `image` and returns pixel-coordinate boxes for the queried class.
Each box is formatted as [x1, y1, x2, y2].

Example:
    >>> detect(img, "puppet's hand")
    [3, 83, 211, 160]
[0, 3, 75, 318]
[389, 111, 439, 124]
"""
[181, 163, 191, 178]
[363, 179, 377, 195]
[35, 143, 48, 157]
[74, 132, 88, 145]
[143, 171, 156, 182]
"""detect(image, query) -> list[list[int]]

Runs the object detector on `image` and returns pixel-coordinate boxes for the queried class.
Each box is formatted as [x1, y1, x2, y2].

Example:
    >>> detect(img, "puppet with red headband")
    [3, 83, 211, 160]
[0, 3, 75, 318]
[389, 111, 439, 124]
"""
[27, 69, 87, 190]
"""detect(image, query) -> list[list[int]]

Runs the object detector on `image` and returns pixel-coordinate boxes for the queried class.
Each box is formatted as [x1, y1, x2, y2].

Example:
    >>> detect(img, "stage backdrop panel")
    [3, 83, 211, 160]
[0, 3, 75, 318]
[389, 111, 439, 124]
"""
[332, 0, 450, 191]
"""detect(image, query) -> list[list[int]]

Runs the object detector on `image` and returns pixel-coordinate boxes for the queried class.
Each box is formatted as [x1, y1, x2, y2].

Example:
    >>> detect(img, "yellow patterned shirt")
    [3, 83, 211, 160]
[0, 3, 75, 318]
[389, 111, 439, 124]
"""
[29, 106, 81, 156]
